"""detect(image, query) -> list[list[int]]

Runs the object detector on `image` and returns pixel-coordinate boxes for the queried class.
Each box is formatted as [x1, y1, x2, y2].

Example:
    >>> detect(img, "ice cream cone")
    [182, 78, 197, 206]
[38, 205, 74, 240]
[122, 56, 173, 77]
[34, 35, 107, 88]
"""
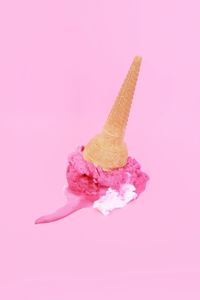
[83, 56, 142, 170]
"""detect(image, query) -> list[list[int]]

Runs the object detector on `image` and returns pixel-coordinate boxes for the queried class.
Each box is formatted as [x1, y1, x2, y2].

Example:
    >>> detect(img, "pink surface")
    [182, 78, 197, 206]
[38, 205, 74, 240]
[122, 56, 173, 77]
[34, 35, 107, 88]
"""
[0, 0, 200, 299]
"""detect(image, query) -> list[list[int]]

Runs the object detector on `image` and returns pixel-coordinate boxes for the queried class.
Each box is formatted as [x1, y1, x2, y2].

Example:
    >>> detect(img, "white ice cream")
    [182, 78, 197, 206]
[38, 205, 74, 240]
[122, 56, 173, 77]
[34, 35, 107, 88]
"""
[93, 184, 137, 215]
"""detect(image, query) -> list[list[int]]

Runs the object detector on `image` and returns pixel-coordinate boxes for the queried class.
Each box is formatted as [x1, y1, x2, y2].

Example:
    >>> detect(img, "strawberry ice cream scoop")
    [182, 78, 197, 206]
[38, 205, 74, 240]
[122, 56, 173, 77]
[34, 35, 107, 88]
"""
[67, 146, 149, 197]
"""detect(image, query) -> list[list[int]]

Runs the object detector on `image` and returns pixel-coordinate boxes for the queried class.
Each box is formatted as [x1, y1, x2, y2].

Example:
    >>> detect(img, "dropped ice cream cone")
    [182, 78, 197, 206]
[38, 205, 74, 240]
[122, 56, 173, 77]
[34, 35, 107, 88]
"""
[35, 56, 149, 224]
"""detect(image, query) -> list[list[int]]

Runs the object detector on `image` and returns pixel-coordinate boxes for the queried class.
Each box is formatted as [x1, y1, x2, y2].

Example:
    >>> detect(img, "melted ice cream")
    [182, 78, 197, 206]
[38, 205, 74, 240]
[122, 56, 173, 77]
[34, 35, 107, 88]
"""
[93, 183, 137, 215]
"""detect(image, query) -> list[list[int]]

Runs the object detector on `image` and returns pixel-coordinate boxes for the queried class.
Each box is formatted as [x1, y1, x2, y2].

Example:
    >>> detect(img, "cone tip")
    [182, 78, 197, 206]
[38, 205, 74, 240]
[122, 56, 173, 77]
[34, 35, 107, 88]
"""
[134, 55, 142, 65]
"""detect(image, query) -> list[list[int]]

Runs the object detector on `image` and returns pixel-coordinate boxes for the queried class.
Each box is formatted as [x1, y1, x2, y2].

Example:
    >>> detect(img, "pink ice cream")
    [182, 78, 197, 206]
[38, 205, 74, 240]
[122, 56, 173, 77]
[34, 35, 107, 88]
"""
[35, 146, 149, 224]
[67, 145, 149, 197]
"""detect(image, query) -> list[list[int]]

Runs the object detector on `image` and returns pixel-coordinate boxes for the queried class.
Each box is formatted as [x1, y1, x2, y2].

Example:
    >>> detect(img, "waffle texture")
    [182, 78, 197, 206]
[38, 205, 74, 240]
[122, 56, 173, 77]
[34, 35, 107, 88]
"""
[83, 56, 142, 170]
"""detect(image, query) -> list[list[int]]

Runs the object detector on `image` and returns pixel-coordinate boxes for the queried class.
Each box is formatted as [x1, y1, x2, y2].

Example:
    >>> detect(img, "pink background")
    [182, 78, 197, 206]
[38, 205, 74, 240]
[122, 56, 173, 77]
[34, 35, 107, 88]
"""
[0, 0, 200, 299]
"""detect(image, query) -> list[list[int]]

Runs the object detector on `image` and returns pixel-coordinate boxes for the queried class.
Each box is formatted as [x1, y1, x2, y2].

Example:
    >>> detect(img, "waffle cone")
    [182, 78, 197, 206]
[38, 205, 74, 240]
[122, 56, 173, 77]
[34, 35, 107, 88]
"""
[83, 56, 142, 170]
